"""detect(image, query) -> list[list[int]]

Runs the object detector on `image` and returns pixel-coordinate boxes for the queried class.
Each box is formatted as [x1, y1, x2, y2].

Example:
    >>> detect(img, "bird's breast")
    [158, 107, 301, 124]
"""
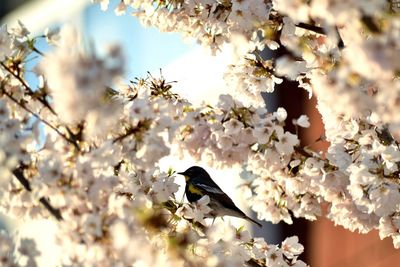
[185, 184, 203, 203]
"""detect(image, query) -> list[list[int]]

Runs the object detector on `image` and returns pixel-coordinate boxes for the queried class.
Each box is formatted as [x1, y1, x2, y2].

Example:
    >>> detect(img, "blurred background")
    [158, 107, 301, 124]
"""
[1, 0, 400, 266]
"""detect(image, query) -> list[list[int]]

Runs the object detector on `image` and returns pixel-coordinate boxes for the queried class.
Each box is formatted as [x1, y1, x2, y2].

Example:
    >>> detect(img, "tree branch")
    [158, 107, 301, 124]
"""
[38, 197, 63, 220]
[0, 61, 84, 150]
[0, 61, 57, 115]
[295, 23, 344, 49]
[12, 167, 63, 221]
[296, 22, 326, 35]
[113, 119, 151, 143]
[31, 46, 45, 56]
[1, 88, 80, 150]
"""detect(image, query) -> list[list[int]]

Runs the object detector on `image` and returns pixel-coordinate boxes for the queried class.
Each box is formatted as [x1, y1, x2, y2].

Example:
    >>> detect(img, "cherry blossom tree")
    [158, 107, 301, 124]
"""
[1, 0, 400, 266]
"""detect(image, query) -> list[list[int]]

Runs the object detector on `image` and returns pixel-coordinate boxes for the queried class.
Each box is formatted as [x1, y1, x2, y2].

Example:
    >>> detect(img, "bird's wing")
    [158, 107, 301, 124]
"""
[195, 182, 225, 194]
[194, 179, 262, 227]
[195, 182, 247, 216]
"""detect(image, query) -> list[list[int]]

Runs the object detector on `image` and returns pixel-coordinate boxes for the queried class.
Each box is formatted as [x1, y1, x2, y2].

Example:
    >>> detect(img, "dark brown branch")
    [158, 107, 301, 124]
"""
[295, 23, 344, 49]
[12, 168, 32, 191]
[113, 127, 139, 143]
[361, 15, 381, 33]
[113, 119, 151, 143]
[38, 197, 63, 220]
[296, 22, 326, 35]
[246, 258, 264, 267]
[12, 167, 63, 221]
[31, 46, 45, 56]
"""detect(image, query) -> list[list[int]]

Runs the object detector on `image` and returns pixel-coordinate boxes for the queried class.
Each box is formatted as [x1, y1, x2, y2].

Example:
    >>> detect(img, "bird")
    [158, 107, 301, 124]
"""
[178, 166, 262, 228]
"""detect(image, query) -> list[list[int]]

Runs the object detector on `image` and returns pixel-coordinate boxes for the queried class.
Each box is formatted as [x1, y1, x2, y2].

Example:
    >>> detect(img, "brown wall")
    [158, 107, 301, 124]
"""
[304, 95, 400, 267]
[310, 217, 400, 267]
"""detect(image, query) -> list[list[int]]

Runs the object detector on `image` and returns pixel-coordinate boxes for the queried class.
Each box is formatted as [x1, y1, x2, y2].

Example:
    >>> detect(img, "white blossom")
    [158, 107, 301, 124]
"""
[41, 26, 124, 125]
[295, 115, 311, 128]
[0, 25, 12, 60]
[2, 0, 400, 265]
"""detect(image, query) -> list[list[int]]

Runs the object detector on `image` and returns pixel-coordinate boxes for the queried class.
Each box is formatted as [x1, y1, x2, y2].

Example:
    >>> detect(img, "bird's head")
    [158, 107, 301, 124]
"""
[178, 166, 208, 182]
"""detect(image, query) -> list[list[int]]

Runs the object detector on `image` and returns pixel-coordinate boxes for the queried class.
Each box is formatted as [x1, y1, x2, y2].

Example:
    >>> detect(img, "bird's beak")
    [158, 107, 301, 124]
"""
[177, 172, 190, 182]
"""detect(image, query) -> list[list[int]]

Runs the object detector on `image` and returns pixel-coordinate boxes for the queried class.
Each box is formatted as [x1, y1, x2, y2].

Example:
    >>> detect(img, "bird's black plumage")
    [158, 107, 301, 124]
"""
[178, 166, 262, 227]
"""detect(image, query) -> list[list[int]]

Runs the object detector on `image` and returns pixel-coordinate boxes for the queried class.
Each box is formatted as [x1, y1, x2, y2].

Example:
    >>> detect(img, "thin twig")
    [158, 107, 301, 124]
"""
[296, 22, 326, 35]
[1, 88, 79, 150]
[0, 61, 57, 115]
[295, 23, 344, 49]
[31, 46, 45, 56]
[38, 198, 63, 220]
[113, 119, 151, 143]
[12, 167, 63, 220]
[113, 128, 140, 143]
[0, 61, 81, 147]
[12, 167, 32, 191]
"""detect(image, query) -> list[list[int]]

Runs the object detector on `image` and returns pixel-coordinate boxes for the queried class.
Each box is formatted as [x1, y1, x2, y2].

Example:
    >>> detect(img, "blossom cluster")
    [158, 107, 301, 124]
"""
[0, 0, 400, 265]
[176, 94, 299, 167]
[0, 231, 40, 267]
[91, 0, 400, 249]
[0, 21, 306, 266]
[224, 53, 283, 107]
[119, 0, 271, 53]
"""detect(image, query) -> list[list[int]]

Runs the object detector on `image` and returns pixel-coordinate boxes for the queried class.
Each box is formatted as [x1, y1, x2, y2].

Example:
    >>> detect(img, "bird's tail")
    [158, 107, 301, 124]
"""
[245, 216, 262, 228]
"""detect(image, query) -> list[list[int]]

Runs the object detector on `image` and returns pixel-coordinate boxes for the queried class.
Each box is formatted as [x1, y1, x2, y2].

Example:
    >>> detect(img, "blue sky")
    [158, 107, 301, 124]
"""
[24, 1, 194, 87]
[84, 3, 194, 78]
